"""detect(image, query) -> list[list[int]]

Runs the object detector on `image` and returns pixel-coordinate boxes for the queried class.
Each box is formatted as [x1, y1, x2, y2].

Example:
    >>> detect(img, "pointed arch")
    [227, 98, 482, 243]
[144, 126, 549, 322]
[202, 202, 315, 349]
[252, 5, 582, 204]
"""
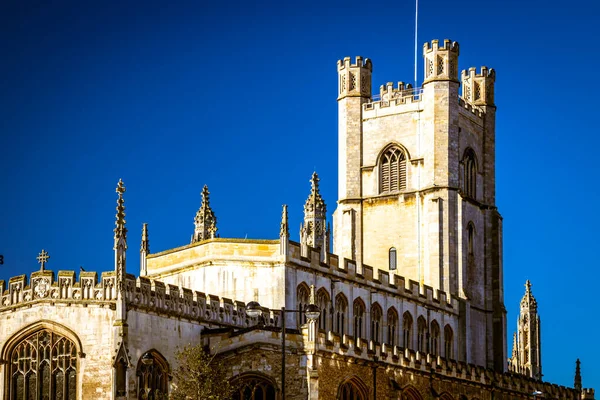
[337, 376, 368, 400]
[379, 143, 409, 193]
[231, 372, 279, 400]
[296, 282, 310, 326]
[387, 307, 399, 347]
[370, 302, 383, 343]
[439, 392, 455, 400]
[402, 385, 423, 400]
[2, 321, 83, 400]
[137, 349, 170, 399]
[353, 298, 366, 340]
[402, 311, 413, 349]
[335, 293, 348, 336]
[316, 287, 330, 331]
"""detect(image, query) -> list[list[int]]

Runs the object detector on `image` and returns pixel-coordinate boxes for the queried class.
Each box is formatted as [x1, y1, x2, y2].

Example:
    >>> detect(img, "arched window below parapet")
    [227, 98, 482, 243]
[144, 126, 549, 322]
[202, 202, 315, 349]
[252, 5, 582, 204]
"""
[137, 350, 170, 399]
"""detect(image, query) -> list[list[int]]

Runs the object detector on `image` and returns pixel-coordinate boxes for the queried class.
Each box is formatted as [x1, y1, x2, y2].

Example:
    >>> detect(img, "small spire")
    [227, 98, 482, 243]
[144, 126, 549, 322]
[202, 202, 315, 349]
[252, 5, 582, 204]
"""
[114, 179, 127, 246]
[141, 223, 149, 253]
[192, 185, 217, 243]
[37, 249, 50, 272]
[574, 358, 582, 390]
[280, 205, 289, 237]
[309, 284, 316, 304]
[520, 279, 538, 311]
[301, 172, 327, 249]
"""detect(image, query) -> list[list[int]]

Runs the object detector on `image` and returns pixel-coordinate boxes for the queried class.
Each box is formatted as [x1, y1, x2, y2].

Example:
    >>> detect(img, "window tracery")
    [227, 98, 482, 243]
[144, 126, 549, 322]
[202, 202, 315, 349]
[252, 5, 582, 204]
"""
[370, 303, 382, 343]
[387, 308, 399, 347]
[430, 320, 440, 356]
[353, 298, 366, 340]
[137, 351, 169, 400]
[444, 325, 454, 359]
[335, 294, 348, 336]
[316, 288, 330, 331]
[7, 329, 78, 400]
[417, 316, 427, 353]
[380, 146, 407, 193]
[296, 283, 310, 326]
[337, 378, 367, 400]
[402, 312, 413, 349]
[231, 374, 277, 400]
[463, 148, 477, 198]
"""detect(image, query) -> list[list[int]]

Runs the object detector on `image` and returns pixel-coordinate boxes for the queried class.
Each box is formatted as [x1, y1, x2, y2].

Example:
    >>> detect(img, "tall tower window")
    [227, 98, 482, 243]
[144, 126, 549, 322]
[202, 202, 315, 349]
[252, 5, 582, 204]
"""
[380, 146, 407, 193]
[296, 283, 310, 326]
[389, 247, 397, 270]
[316, 288, 330, 331]
[430, 321, 440, 356]
[463, 148, 477, 198]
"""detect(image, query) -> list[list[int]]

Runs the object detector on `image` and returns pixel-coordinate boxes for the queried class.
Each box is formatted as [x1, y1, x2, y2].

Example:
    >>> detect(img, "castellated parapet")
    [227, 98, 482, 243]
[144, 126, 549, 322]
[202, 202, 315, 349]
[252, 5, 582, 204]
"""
[423, 39, 460, 83]
[462, 66, 496, 106]
[337, 56, 372, 99]
[0, 269, 276, 330]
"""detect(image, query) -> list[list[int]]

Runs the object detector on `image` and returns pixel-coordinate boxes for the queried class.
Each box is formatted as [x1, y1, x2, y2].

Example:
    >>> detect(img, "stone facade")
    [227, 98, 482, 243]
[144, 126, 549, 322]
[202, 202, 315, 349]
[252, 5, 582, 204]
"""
[0, 39, 594, 400]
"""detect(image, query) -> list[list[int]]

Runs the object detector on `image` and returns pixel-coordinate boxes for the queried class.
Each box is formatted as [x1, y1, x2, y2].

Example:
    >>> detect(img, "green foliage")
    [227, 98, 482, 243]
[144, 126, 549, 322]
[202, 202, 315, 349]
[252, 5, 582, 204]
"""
[170, 343, 234, 400]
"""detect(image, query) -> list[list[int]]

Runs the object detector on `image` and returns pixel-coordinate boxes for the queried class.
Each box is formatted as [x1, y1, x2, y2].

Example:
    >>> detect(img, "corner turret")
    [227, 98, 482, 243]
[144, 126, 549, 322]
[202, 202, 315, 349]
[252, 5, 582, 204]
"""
[337, 56, 372, 100]
[461, 67, 495, 107]
[423, 39, 459, 84]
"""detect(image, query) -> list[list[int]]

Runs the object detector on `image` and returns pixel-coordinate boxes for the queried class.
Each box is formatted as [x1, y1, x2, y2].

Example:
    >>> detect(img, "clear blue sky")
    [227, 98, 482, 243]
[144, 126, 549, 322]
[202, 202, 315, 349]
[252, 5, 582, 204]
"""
[1, 0, 598, 389]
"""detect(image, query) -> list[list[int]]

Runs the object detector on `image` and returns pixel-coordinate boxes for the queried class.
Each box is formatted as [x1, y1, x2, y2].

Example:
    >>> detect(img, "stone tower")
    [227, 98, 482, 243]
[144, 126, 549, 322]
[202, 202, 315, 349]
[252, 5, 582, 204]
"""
[508, 280, 542, 380]
[191, 185, 217, 243]
[332, 40, 506, 371]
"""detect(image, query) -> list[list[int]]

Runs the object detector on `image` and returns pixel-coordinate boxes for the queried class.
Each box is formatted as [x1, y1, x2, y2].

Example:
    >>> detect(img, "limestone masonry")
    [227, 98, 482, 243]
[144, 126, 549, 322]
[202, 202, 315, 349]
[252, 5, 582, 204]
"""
[0, 39, 594, 400]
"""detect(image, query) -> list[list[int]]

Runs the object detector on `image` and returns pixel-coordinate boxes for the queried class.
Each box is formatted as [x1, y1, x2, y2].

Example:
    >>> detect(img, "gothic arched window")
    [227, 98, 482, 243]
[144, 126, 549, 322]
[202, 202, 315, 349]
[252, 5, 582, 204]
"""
[380, 146, 407, 193]
[444, 325, 454, 359]
[137, 350, 169, 400]
[353, 298, 366, 340]
[402, 311, 413, 349]
[231, 373, 278, 400]
[296, 283, 310, 326]
[430, 320, 440, 356]
[335, 294, 348, 336]
[389, 247, 397, 270]
[387, 307, 399, 347]
[316, 288, 330, 331]
[417, 316, 427, 353]
[402, 386, 424, 400]
[370, 303, 383, 344]
[463, 148, 477, 198]
[337, 377, 368, 400]
[7, 328, 79, 400]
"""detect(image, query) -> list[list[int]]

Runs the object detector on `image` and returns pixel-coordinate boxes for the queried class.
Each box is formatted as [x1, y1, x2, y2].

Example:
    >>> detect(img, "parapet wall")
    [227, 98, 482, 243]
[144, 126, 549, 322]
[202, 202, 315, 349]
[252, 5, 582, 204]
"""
[288, 241, 459, 312]
[314, 329, 582, 399]
[0, 269, 118, 309]
[0, 269, 277, 331]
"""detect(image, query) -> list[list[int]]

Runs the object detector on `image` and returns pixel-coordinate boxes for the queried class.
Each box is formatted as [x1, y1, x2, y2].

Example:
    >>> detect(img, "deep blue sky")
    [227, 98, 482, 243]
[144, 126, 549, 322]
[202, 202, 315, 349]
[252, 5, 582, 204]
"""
[1, 0, 598, 389]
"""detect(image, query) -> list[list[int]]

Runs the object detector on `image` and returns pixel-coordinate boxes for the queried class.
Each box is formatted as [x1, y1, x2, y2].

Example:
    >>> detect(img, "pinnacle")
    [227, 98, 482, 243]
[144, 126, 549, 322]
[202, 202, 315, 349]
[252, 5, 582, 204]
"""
[114, 179, 127, 243]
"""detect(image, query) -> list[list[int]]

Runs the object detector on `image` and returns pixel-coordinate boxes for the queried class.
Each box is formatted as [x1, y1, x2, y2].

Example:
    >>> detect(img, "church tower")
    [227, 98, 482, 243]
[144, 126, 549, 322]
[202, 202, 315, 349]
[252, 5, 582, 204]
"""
[508, 281, 542, 380]
[332, 40, 506, 371]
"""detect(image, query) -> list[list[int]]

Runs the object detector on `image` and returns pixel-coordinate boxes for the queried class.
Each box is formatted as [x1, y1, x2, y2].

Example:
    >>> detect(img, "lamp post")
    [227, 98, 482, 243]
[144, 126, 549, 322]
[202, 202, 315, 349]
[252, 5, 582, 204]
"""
[246, 301, 320, 400]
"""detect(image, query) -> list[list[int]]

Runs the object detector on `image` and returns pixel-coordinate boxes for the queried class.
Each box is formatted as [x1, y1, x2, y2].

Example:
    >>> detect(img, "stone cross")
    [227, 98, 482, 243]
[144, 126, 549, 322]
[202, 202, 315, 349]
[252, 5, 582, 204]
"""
[37, 249, 50, 271]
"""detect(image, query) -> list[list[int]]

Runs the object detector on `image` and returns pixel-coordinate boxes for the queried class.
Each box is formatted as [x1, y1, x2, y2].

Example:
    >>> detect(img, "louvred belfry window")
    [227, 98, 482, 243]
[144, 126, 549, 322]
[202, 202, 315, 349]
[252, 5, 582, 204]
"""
[380, 146, 407, 193]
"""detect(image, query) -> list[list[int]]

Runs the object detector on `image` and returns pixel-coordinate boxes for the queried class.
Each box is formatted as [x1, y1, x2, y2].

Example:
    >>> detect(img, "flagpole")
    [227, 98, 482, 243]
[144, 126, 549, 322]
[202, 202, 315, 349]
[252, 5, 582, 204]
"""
[414, 0, 419, 88]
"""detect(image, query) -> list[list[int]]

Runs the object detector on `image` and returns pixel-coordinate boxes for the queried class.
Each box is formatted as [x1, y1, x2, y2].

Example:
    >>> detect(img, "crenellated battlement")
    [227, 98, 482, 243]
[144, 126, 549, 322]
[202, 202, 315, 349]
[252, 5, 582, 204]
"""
[582, 389, 595, 399]
[337, 56, 372, 99]
[287, 241, 458, 312]
[336, 56, 372, 72]
[423, 39, 460, 54]
[461, 66, 496, 106]
[313, 328, 581, 398]
[0, 269, 118, 309]
[423, 39, 460, 83]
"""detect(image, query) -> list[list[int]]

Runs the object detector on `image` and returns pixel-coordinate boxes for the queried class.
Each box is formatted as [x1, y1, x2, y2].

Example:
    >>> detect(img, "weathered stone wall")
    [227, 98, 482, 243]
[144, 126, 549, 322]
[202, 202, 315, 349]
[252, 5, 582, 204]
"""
[0, 303, 116, 400]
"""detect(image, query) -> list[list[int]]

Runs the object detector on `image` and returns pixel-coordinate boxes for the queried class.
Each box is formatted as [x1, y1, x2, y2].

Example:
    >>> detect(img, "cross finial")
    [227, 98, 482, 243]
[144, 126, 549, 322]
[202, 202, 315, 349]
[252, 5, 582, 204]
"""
[37, 249, 50, 271]
[525, 280, 532, 292]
